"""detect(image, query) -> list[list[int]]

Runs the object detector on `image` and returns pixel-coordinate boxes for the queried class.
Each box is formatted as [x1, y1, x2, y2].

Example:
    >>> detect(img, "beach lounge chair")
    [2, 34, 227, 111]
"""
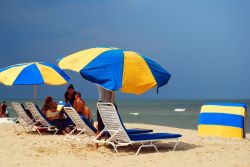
[64, 106, 154, 140]
[12, 102, 47, 135]
[64, 107, 153, 141]
[64, 107, 97, 141]
[25, 102, 59, 135]
[95, 102, 182, 155]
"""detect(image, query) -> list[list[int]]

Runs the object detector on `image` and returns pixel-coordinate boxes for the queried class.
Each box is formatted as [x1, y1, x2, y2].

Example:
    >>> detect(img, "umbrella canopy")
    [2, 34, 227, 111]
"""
[0, 62, 70, 100]
[58, 47, 171, 94]
[0, 62, 70, 86]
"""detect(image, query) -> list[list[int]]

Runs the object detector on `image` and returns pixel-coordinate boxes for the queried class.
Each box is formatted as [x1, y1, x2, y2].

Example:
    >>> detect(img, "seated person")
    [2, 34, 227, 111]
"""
[73, 92, 94, 125]
[41, 96, 53, 116]
[46, 101, 70, 135]
[42, 96, 75, 127]
[64, 84, 76, 107]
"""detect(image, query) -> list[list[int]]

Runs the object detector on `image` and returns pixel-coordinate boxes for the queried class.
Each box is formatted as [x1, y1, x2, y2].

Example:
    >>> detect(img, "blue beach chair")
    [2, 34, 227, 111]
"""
[64, 107, 97, 141]
[95, 102, 182, 155]
[25, 102, 59, 135]
[12, 102, 56, 135]
[63, 107, 153, 141]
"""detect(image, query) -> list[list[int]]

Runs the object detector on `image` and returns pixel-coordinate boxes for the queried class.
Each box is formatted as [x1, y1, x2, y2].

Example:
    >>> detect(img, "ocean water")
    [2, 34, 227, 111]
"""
[3, 99, 250, 132]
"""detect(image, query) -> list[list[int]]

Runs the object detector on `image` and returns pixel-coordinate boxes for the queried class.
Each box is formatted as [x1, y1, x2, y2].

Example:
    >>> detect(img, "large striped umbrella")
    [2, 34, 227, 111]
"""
[58, 47, 171, 95]
[0, 62, 70, 100]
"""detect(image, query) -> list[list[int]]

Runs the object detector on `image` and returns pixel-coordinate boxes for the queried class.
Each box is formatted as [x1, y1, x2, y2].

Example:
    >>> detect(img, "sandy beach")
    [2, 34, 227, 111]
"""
[0, 123, 249, 167]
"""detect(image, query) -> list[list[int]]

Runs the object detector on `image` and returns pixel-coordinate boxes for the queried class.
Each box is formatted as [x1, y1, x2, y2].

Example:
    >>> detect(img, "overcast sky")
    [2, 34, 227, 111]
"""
[0, 0, 250, 99]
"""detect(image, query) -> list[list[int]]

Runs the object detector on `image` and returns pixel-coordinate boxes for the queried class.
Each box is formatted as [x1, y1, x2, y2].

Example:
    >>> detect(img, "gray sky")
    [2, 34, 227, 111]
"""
[0, 0, 250, 99]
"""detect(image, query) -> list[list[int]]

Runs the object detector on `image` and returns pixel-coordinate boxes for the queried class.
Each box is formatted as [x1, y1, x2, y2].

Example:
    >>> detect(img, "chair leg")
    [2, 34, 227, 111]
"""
[135, 142, 159, 156]
[28, 123, 35, 132]
[54, 129, 59, 135]
[64, 127, 77, 140]
[152, 143, 159, 152]
[74, 129, 85, 141]
[135, 145, 143, 156]
[65, 128, 85, 141]
[109, 142, 119, 153]
[173, 138, 180, 151]
[36, 127, 43, 135]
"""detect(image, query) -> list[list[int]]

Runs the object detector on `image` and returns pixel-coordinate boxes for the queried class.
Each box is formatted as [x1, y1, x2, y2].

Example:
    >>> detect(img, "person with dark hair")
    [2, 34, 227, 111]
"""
[73, 92, 93, 125]
[41, 96, 53, 115]
[0, 101, 8, 117]
[1, 101, 7, 112]
[64, 84, 76, 107]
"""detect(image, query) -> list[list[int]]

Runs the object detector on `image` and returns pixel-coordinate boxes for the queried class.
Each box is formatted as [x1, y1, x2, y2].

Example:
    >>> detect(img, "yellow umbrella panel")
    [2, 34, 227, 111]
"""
[0, 62, 70, 100]
[59, 47, 171, 94]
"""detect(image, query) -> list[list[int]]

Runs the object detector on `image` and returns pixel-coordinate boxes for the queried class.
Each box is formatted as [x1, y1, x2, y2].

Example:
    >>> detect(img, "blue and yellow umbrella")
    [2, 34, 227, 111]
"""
[0, 62, 70, 99]
[59, 47, 171, 94]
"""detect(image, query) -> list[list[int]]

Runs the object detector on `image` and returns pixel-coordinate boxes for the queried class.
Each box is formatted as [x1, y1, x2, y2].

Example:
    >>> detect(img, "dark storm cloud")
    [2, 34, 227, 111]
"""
[0, 0, 250, 99]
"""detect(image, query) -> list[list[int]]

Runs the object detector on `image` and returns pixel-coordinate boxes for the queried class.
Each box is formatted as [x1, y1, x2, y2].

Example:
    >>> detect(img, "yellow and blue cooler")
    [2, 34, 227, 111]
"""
[198, 103, 247, 138]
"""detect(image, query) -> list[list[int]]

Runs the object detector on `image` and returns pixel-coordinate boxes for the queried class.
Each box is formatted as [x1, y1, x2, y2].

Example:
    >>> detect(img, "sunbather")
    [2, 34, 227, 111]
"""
[73, 92, 93, 125]
[45, 101, 70, 135]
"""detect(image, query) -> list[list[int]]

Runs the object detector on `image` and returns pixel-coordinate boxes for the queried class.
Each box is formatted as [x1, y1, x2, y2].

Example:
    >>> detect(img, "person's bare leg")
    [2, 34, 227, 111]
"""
[62, 130, 67, 135]
[95, 130, 100, 149]
[65, 127, 71, 133]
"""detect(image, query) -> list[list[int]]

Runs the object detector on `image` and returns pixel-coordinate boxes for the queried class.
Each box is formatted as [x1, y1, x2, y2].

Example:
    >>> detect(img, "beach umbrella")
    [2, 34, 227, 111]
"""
[58, 47, 171, 95]
[0, 62, 70, 100]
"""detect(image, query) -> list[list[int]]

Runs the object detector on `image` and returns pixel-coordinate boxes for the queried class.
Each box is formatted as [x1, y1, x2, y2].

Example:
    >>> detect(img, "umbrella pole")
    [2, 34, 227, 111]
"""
[34, 85, 37, 104]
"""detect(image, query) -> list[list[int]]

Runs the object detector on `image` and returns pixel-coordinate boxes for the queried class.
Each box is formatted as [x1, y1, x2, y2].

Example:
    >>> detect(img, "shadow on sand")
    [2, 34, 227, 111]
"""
[105, 141, 201, 155]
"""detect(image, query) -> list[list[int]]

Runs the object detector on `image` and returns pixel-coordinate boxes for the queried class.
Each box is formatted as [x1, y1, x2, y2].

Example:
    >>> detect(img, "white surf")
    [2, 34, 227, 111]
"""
[174, 108, 186, 112]
[129, 112, 140, 116]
